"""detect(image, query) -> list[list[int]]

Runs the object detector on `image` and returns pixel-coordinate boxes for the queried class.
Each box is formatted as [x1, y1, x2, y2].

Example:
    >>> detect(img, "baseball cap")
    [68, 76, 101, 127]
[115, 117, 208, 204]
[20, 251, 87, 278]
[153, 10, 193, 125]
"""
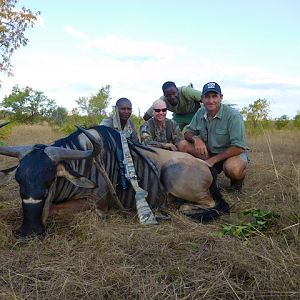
[202, 82, 222, 95]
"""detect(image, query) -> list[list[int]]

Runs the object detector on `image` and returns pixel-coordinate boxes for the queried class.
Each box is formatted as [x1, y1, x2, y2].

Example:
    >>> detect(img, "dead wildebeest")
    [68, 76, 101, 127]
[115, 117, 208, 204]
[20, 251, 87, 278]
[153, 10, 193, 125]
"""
[0, 125, 229, 239]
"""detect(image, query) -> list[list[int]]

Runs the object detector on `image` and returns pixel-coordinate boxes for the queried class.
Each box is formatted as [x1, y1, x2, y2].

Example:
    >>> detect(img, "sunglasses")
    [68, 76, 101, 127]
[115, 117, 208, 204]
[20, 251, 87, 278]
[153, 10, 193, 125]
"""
[153, 108, 167, 113]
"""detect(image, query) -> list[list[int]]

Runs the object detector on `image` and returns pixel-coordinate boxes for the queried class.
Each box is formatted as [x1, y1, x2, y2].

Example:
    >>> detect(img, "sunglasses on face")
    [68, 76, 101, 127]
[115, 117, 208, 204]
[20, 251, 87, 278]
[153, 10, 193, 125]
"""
[153, 108, 167, 113]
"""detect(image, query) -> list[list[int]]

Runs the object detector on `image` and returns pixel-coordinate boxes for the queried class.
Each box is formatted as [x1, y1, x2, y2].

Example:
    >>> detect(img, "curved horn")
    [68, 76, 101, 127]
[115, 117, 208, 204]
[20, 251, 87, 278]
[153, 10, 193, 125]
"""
[44, 146, 93, 162]
[0, 121, 9, 128]
[76, 126, 101, 156]
[0, 145, 34, 160]
[0, 122, 35, 160]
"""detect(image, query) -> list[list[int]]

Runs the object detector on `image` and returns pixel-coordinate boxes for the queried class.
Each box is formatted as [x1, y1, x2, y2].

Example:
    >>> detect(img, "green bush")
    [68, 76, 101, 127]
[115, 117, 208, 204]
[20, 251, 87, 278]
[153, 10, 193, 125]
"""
[60, 114, 106, 135]
[294, 113, 300, 129]
[218, 208, 279, 240]
[275, 115, 290, 130]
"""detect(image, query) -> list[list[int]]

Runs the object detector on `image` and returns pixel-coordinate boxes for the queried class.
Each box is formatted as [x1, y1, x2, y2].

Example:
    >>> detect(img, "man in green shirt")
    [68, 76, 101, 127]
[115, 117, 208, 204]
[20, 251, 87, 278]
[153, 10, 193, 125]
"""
[178, 82, 249, 191]
[143, 81, 202, 130]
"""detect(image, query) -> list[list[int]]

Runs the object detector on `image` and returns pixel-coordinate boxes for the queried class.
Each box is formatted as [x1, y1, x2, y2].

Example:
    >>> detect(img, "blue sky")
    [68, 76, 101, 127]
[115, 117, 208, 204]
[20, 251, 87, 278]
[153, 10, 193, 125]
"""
[0, 0, 299, 118]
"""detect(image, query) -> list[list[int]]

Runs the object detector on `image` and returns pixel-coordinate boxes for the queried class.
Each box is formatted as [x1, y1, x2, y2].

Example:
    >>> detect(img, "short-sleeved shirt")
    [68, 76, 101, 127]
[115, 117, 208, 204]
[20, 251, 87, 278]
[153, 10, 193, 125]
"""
[100, 116, 139, 142]
[186, 104, 249, 154]
[140, 118, 183, 148]
[144, 86, 202, 117]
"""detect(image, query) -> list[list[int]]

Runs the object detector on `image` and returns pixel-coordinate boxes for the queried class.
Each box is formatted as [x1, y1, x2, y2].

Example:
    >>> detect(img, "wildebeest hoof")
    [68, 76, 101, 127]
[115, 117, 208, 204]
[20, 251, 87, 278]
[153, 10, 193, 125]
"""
[179, 204, 207, 214]
[154, 210, 171, 221]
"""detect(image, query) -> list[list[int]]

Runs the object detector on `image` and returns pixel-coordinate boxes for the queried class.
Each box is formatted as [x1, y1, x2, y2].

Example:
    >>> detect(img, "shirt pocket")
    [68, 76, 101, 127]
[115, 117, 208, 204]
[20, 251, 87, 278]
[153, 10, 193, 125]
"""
[215, 128, 229, 145]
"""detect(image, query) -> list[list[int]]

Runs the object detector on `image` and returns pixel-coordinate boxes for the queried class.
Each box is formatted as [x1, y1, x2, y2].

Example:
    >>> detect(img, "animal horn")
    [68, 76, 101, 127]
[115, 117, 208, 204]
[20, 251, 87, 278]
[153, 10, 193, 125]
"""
[0, 145, 34, 160]
[0, 122, 35, 160]
[0, 121, 9, 128]
[76, 126, 101, 156]
[44, 146, 93, 162]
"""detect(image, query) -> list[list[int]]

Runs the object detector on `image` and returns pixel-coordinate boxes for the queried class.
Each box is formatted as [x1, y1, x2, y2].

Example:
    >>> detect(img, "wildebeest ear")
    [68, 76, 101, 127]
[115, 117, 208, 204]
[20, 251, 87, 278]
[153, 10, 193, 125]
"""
[0, 165, 18, 185]
[56, 164, 97, 188]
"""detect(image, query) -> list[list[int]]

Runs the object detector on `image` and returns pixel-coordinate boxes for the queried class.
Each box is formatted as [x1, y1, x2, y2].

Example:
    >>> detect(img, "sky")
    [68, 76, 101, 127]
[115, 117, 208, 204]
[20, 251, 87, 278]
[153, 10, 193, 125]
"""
[0, 0, 300, 118]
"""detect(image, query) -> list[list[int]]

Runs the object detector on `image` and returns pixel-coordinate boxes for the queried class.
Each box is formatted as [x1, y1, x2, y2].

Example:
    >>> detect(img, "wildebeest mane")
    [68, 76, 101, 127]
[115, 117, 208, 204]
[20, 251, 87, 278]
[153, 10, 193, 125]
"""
[53, 125, 166, 209]
[93, 126, 160, 177]
[93, 126, 166, 209]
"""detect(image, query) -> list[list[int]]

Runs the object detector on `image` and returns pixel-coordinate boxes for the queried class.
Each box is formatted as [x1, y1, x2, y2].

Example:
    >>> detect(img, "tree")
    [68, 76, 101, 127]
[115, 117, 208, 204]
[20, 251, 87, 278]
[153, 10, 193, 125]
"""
[240, 98, 270, 129]
[50, 106, 68, 126]
[0, 85, 57, 122]
[294, 111, 300, 129]
[0, 0, 39, 75]
[275, 115, 290, 130]
[75, 85, 111, 116]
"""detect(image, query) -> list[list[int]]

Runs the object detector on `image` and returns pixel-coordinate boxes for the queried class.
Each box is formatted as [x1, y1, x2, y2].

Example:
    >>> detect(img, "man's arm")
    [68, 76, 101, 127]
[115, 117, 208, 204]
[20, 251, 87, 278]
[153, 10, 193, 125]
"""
[143, 112, 152, 121]
[182, 86, 202, 102]
[183, 130, 208, 158]
[184, 130, 196, 143]
[205, 146, 244, 167]
[143, 105, 154, 121]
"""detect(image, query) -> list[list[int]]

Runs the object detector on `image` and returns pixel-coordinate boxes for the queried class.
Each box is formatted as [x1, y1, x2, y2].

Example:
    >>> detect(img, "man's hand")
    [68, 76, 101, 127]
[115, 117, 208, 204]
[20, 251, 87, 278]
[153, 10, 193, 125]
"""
[164, 143, 178, 151]
[205, 156, 218, 167]
[193, 136, 208, 157]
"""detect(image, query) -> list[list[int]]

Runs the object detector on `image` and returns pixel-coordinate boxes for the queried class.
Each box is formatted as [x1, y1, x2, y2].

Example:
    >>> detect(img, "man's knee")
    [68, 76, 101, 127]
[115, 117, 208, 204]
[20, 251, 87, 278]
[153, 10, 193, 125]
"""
[223, 156, 247, 179]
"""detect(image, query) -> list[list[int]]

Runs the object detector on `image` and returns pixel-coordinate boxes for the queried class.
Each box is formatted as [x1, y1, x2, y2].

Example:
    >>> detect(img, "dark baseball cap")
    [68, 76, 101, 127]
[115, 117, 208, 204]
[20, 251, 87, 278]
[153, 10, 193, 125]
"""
[202, 82, 222, 95]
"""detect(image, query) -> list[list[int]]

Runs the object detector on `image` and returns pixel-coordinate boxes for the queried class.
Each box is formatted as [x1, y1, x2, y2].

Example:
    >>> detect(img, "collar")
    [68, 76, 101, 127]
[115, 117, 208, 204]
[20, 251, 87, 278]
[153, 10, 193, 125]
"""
[153, 118, 166, 128]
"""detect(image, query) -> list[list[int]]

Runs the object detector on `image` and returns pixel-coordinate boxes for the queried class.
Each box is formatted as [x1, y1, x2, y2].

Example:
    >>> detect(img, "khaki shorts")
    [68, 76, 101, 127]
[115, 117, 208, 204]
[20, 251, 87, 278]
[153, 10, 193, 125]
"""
[212, 151, 249, 174]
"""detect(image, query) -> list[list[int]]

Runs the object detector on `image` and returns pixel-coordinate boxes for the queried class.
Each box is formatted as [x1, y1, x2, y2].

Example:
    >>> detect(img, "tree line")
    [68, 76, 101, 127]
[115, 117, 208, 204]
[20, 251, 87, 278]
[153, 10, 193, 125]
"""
[0, 84, 145, 134]
[1, 85, 300, 135]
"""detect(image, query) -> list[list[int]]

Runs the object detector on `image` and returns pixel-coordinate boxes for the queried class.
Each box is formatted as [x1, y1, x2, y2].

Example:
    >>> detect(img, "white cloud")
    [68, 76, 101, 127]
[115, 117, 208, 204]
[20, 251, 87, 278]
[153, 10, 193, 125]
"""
[64, 26, 90, 42]
[64, 27, 189, 61]
[0, 30, 299, 119]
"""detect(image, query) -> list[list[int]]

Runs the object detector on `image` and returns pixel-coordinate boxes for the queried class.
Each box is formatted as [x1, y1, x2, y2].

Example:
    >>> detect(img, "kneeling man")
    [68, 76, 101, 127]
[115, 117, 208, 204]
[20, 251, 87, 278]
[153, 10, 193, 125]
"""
[178, 82, 249, 191]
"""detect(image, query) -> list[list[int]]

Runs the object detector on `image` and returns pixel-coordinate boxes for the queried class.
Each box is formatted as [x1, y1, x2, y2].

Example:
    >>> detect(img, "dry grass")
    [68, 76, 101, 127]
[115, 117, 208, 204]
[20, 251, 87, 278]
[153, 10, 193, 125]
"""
[0, 124, 299, 300]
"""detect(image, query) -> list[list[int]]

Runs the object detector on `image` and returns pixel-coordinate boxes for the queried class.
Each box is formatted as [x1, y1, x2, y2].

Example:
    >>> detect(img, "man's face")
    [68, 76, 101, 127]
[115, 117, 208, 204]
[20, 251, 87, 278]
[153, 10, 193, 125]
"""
[118, 103, 132, 122]
[152, 103, 167, 122]
[164, 86, 179, 106]
[202, 92, 223, 115]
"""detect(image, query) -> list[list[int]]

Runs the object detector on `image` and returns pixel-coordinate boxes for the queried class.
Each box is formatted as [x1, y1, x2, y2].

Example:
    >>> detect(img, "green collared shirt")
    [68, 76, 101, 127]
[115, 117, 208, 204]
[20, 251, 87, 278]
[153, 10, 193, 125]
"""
[144, 86, 202, 117]
[186, 104, 249, 154]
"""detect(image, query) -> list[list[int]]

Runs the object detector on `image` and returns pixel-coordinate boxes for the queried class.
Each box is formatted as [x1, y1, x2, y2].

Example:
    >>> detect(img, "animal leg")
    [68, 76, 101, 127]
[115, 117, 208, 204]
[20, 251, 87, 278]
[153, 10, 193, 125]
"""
[49, 197, 108, 217]
[160, 161, 215, 208]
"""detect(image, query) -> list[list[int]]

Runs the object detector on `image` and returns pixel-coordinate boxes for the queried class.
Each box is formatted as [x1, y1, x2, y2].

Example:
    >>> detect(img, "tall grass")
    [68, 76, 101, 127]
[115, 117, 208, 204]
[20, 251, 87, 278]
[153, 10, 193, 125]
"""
[0, 124, 299, 299]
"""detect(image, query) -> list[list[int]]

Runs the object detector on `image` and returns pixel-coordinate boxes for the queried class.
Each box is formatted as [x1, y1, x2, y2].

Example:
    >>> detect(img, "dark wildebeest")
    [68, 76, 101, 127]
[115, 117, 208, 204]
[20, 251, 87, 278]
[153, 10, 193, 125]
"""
[0, 125, 229, 239]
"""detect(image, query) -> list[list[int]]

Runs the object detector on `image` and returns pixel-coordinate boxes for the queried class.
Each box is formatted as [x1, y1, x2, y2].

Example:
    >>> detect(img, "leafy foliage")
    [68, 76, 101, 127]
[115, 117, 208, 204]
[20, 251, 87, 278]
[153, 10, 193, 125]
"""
[76, 85, 111, 116]
[59, 113, 106, 135]
[294, 111, 300, 129]
[218, 209, 279, 240]
[241, 99, 270, 133]
[274, 115, 290, 130]
[0, 0, 39, 75]
[130, 113, 144, 131]
[0, 85, 57, 122]
[50, 106, 68, 126]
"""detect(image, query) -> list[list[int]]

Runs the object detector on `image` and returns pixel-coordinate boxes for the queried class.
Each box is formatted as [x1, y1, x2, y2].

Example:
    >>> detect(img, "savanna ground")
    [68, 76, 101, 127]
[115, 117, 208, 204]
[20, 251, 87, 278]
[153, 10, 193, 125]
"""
[0, 124, 299, 300]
